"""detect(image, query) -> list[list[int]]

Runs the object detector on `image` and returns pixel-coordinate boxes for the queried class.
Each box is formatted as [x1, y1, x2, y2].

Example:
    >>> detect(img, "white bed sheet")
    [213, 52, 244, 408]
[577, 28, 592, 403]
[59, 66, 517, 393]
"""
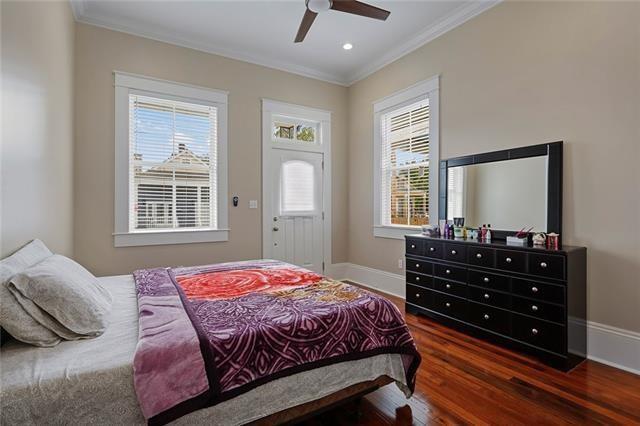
[1, 274, 409, 425]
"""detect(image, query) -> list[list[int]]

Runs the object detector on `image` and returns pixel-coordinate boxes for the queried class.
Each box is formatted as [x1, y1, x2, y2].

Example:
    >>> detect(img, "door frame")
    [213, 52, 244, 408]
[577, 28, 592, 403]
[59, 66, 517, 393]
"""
[261, 99, 332, 273]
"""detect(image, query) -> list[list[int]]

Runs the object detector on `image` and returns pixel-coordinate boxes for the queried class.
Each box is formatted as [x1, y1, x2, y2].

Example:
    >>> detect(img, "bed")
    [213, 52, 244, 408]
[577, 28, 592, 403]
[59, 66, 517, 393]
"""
[1, 261, 419, 425]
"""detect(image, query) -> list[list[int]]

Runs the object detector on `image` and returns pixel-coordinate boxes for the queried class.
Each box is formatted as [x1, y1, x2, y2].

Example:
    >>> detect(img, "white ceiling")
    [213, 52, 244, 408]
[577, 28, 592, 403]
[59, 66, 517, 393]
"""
[71, 0, 500, 85]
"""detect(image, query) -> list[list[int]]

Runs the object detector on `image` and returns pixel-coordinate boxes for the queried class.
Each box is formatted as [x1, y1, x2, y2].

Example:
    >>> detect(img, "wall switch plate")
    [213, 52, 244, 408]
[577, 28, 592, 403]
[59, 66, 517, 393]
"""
[398, 258, 403, 269]
[249, 200, 258, 209]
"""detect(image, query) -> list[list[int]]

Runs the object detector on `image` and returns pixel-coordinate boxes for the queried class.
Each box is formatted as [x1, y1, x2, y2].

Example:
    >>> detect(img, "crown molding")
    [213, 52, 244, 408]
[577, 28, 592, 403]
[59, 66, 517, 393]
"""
[70, 3, 349, 86]
[346, 0, 502, 85]
[69, 0, 501, 87]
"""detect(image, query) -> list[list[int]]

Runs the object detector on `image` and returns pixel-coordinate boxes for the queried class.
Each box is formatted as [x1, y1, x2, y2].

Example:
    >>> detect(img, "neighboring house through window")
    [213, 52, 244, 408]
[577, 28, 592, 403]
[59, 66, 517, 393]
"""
[114, 72, 228, 247]
[373, 76, 439, 239]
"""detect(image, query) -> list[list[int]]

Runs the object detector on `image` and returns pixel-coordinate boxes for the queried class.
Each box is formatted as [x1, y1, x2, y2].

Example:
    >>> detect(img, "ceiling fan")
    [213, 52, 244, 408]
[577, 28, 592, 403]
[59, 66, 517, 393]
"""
[295, 0, 391, 43]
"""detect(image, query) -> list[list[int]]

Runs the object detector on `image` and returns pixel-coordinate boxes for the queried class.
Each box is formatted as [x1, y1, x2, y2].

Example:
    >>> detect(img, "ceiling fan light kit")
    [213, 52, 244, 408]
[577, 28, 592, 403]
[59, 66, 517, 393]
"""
[307, 0, 332, 13]
[295, 0, 391, 43]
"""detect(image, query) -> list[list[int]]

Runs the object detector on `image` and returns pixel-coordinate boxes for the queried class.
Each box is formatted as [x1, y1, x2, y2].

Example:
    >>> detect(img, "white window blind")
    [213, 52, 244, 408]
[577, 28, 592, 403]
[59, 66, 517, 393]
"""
[380, 99, 430, 227]
[280, 160, 315, 213]
[447, 166, 465, 220]
[129, 94, 217, 231]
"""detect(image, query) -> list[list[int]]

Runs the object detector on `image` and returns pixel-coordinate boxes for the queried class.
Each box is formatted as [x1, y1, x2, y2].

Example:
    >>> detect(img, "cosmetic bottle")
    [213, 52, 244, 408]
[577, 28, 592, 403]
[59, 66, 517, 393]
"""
[481, 224, 487, 240]
[486, 224, 492, 242]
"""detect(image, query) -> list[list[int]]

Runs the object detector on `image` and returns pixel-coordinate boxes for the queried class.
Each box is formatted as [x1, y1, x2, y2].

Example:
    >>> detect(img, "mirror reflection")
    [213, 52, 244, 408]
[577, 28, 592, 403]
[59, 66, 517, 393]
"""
[446, 156, 548, 232]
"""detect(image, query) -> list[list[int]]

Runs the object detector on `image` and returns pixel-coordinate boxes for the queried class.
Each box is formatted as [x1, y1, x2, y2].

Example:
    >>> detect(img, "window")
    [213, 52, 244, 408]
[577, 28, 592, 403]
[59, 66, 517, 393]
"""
[447, 166, 465, 220]
[114, 73, 228, 247]
[373, 76, 439, 239]
[272, 115, 318, 144]
[280, 160, 315, 214]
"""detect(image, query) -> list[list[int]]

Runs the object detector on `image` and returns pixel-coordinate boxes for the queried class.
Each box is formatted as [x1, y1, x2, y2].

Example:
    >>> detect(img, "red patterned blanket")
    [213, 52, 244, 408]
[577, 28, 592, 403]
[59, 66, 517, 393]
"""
[132, 260, 420, 425]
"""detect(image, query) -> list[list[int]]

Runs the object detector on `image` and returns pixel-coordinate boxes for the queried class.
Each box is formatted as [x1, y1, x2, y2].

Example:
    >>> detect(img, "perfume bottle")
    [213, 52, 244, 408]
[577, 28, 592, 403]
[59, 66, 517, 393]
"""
[486, 224, 492, 242]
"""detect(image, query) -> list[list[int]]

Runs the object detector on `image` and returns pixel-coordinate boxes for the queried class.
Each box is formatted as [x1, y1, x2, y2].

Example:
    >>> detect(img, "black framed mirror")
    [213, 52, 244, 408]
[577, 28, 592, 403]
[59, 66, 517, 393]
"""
[438, 141, 562, 240]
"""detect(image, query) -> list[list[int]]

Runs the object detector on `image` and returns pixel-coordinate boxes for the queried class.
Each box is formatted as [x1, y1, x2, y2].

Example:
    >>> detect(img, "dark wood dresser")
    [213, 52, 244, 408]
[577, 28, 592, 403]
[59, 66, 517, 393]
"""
[405, 235, 587, 370]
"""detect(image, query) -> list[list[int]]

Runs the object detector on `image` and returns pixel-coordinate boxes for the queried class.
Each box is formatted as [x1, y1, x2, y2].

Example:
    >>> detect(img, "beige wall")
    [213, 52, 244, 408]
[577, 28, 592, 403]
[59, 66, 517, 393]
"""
[74, 23, 349, 276]
[1, 0, 75, 257]
[347, 1, 640, 332]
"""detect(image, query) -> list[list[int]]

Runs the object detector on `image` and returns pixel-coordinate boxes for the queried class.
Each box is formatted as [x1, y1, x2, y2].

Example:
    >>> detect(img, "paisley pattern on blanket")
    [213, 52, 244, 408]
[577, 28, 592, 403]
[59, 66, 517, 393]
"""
[133, 260, 421, 425]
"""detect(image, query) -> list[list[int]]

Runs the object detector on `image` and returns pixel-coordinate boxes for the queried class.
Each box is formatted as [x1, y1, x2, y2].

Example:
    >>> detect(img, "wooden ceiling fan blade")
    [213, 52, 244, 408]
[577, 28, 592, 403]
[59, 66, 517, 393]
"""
[295, 9, 318, 43]
[330, 0, 390, 21]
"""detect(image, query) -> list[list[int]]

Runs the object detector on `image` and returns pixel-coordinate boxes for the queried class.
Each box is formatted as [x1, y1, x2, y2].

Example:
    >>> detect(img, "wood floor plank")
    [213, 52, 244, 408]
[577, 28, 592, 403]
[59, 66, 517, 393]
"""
[300, 283, 640, 425]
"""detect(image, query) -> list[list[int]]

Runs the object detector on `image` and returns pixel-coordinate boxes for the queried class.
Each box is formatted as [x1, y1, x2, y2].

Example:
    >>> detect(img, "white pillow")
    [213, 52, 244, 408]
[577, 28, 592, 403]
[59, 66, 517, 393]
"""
[9, 255, 113, 337]
[0, 239, 61, 346]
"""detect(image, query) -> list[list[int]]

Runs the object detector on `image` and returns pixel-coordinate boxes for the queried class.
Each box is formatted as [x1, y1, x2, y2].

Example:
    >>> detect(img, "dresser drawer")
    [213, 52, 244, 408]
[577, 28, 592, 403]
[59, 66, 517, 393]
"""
[406, 284, 434, 310]
[444, 243, 467, 263]
[406, 272, 433, 289]
[468, 269, 510, 292]
[468, 286, 511, 309]
[406, 238, 424, 257]
[434, 278, 467, 298]
[434, 264, 467, 282]
[406, 258, 433, 274]
[512, 278, 564, 305]
[424, 240, 444, 259]
[467, 247, 495, 268]
[528, 253, 565, 279]
[512, 296, 565, 324]
[432, 292, 467, 321]
[468, 301, 511, 336]
[496, 249, 527, 272]
[512, 313, 565, 354]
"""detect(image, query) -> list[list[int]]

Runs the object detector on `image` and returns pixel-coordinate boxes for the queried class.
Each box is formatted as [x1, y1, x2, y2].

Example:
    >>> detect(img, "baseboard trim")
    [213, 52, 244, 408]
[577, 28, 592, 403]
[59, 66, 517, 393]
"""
[328, 262, 405, 299]
[328, 262, 640, 376]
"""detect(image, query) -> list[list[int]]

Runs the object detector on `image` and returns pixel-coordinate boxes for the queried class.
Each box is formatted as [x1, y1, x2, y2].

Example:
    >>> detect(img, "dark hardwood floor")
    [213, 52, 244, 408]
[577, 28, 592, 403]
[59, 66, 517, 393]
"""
[302, 283, 640, 425]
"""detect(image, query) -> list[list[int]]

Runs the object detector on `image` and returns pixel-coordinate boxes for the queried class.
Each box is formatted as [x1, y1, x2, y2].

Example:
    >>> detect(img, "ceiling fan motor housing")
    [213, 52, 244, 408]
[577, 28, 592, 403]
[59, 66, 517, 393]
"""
[307, 0, 332, 13]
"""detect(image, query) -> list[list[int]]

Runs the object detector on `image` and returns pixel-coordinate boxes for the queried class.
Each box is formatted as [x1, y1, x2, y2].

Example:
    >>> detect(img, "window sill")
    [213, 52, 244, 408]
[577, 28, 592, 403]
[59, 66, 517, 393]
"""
[373, 225, 422, 240]
[114, 229, 229, 247]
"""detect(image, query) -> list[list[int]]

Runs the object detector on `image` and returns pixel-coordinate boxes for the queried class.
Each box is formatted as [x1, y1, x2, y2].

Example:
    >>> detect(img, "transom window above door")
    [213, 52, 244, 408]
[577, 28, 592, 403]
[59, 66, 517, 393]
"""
[273, 115, 320, 145]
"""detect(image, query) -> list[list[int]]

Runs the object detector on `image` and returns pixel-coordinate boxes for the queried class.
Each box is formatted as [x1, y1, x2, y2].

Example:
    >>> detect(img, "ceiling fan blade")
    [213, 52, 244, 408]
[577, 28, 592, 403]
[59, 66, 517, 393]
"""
[295, 9, 318, 43]
[330, 0, 390, 21]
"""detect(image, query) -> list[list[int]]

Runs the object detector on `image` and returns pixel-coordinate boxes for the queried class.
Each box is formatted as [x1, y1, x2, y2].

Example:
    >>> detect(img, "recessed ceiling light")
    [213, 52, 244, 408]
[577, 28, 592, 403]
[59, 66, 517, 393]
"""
[343, 43, 353, 50]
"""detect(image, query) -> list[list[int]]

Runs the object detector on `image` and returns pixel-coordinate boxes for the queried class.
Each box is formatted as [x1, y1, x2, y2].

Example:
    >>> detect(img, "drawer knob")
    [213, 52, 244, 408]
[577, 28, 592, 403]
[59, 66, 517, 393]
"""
[483, 314, 490, 320]
[531, 305, 539, 312]
[540, 262, 548, 268]
[506, 257, 512, 263]
[483, 277, 490, 283]
[415, 276, 420, 282]
[446, 284, 451, 289]
[445, 269, 451, 274]
[429, 247, 435, 252]
[415, 293, 420, 298]
[531, 328, 539, 335]
[476, 253, 482, 259]
[445, 302, 451, 308]
[484, 293, 490, 299]
[451, 250, 457, 255]
[531, 286, 539, 293]
[416, 263, 420, 268]
[411, 244, 415, 249]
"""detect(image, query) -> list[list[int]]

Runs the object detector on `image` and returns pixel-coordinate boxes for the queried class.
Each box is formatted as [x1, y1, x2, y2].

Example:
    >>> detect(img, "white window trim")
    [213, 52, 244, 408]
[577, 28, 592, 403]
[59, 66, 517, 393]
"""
[113, 71, 229, 247]
[372, 75, 439, 240]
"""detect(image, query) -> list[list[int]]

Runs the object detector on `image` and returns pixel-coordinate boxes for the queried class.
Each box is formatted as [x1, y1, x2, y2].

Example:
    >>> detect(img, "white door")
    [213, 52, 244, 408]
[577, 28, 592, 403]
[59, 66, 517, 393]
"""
[269, 150, 324, 273]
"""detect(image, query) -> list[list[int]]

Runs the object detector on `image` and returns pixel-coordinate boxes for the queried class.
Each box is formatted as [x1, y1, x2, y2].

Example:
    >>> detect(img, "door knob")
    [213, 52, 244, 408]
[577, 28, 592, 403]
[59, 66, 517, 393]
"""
[273, 226, 279, 231]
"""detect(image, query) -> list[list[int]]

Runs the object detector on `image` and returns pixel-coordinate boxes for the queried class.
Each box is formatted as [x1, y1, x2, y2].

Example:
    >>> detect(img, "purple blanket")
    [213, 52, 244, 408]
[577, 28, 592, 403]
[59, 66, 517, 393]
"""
[132, 260, 420, 424]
